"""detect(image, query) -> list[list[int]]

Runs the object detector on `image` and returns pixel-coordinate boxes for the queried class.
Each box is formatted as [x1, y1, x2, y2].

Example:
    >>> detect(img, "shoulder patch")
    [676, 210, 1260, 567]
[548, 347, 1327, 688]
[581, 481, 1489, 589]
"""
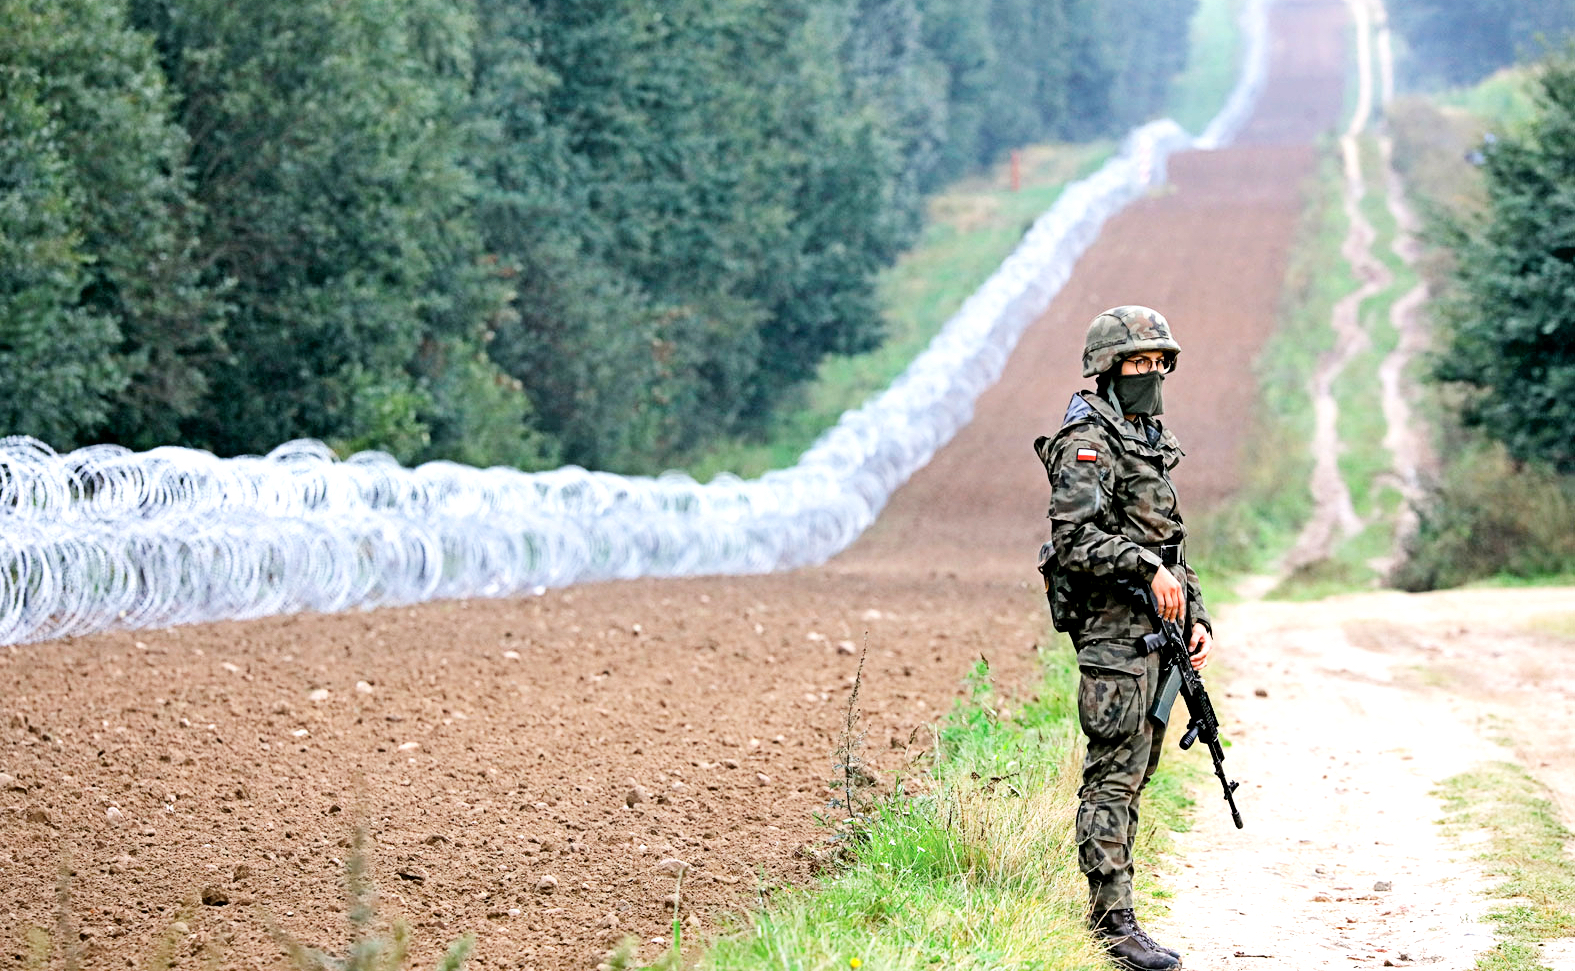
[1076, 447, 1099, 462]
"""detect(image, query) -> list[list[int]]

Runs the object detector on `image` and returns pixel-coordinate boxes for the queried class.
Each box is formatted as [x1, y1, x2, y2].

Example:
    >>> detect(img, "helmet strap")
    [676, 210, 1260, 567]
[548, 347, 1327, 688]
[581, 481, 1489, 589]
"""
[1105, 379, 1125, 417]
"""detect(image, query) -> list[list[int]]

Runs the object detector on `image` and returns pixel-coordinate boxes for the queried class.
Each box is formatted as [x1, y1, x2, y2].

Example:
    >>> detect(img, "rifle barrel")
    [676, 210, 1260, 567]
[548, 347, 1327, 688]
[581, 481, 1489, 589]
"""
[1134, 580, 1246, 830]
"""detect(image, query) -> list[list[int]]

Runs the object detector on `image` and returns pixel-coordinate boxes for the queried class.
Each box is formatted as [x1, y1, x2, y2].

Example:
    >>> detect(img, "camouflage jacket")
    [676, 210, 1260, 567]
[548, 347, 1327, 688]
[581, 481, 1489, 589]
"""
[1034, 390, 1211, 675]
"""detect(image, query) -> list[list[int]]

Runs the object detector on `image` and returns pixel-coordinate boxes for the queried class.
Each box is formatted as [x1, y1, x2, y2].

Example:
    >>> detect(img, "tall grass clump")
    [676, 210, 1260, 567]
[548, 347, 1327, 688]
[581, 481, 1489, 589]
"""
[1433, 67, 1539, 132]
[272, 828, 473, 971]
[1392, 431, 1575, 590]
[696, 643, 1195, 971]
[1387, 95, 1491, 216]
[1437, 763, 1575, 970]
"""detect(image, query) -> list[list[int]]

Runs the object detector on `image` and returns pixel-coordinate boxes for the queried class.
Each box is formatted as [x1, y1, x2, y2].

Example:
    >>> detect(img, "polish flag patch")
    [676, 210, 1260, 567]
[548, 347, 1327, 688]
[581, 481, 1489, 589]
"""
[1076, 447, 1098, 462]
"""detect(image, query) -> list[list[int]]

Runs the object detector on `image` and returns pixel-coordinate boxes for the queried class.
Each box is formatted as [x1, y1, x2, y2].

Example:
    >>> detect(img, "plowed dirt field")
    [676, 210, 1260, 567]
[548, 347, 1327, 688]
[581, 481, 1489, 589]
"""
[3, 2, 1351, 968]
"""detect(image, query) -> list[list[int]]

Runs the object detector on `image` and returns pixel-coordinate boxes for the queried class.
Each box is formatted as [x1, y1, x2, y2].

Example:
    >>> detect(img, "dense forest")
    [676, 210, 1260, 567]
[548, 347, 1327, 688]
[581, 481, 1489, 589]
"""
[1, 0, 1197, 472]
[1389, 0, 1575, 87]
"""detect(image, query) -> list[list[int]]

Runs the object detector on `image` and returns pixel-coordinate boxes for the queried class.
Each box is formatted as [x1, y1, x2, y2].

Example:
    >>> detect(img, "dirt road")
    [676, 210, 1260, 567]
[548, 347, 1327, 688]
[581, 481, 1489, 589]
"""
[1158, 587, 1575, 970]
[1162, 4, 1573, 967]
[12, 1, 1563, 969]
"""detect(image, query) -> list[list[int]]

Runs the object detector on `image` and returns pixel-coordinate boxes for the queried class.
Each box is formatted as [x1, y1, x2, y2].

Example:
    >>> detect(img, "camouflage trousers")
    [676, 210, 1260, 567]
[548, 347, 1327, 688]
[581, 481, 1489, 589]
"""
[1075, 650, 1166, 914]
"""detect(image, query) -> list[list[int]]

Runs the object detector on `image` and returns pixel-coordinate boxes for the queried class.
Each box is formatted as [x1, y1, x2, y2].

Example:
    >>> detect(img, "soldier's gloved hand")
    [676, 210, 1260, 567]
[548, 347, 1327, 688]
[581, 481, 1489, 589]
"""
[1188, 622, 1213, 670]
[1150, 565, 1184, 621]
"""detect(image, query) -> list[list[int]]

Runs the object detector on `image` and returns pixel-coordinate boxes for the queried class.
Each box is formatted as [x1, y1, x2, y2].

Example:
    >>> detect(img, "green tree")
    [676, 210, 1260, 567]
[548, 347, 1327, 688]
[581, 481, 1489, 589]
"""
[843, 0, 948, 223]
[915, 0, 1194, 164]
[734, 1, 901, 424]
[0, 67, 124, 446]
[1058, 0, 1197, 139]
[470, 0, 729, 471]
[983, 0, 1068, 152]
[0, 0, 214, 449]
[134, 0, 546, 465]
[1435, 51, 1575, 472]
[1390, 0, 1575, 87]
[916, 0, 999, 183]
[472, 0, 904, 470]
[1106, 0, 1196, 128]
[15, 0, 1208, 473]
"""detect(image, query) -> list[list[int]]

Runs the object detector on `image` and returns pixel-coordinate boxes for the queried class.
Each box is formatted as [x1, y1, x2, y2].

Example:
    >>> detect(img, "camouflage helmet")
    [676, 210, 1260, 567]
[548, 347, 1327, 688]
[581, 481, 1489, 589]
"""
[1081, 305, 1182, 377]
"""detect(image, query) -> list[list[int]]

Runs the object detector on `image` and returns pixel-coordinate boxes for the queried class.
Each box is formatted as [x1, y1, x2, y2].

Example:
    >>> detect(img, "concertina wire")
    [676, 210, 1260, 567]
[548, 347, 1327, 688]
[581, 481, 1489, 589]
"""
[0, 0, 1268, 645]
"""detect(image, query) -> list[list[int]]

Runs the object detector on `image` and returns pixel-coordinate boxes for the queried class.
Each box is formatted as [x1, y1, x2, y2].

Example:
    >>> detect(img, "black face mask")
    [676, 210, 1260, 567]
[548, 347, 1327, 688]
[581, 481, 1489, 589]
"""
[1113, 372, 1164, 417]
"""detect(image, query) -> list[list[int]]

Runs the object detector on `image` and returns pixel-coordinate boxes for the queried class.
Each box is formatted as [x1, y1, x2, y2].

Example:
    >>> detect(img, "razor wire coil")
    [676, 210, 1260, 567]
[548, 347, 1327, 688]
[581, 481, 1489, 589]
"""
[0, 0, 1269, 645]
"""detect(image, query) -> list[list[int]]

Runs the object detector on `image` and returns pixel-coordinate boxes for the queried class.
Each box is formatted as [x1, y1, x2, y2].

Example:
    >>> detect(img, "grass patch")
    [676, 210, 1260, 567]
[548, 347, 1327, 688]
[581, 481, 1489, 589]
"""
[1393, 432, 1575, 591]
[1266, 557, 1375, 601]
[1248, 125, 1427, 599]
[1436, 763, 1575, 970]
[1325, 132, 1419, 558]
[690, 643, 1199, 971]
[1474, 574, 1575, 590]
[1168, 0, 1244, 135]
[1387, 95, 1490, 215]
[1522, 612, 1575, 639]
[1195, 121, 1439, 600]
[682, 143, 1112, 483]
[1332, 346, 1389, 517]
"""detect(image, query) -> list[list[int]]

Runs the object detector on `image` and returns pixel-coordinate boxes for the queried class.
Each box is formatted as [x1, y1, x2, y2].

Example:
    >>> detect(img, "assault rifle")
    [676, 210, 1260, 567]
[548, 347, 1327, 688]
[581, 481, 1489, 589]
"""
[1131, 582, 1244, 829]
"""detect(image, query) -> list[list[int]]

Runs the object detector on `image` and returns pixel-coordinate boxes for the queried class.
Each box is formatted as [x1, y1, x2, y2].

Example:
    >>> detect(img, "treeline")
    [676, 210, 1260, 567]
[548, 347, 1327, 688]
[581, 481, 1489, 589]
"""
[1, 0, 1196, 472]
[1433, 55, 1575, 477]
[1389, 0, 1575, 87]
[1387, 50, 1575, 588]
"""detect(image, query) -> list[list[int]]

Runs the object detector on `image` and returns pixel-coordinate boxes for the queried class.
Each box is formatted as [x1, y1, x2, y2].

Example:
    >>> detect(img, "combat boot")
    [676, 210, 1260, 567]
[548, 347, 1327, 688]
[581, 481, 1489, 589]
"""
[1129, 913, 1181, 962]
[1090, 908, 1181, 970]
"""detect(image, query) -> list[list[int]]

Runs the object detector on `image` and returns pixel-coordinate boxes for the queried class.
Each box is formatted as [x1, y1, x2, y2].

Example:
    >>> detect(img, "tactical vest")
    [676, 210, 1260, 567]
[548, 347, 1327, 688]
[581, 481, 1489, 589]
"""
[1034, 391, 1186, 634]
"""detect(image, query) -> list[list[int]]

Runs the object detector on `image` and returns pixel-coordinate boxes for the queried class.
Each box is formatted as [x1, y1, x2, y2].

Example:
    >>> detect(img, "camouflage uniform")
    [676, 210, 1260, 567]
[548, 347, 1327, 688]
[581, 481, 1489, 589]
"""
[1033, 308, 1212, 918]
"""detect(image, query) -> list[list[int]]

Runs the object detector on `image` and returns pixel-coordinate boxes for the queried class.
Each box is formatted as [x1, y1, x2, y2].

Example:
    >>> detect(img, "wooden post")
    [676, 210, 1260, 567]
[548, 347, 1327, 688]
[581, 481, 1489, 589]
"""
[1010, 149, 1022, 192]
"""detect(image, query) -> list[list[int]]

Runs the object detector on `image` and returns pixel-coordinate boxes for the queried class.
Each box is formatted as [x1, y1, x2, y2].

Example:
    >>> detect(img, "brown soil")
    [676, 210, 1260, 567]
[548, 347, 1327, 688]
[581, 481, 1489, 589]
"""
[1, 2, 1353, 969]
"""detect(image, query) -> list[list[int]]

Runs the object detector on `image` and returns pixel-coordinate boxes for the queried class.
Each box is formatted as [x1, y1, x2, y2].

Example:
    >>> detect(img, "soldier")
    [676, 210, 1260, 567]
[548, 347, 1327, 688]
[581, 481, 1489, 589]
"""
[1033, 305, 1214, 971]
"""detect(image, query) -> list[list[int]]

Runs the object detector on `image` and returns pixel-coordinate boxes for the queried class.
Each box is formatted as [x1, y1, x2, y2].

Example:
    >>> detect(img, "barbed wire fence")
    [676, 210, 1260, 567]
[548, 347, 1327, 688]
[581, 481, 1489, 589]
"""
[0, 0, 1270, 645]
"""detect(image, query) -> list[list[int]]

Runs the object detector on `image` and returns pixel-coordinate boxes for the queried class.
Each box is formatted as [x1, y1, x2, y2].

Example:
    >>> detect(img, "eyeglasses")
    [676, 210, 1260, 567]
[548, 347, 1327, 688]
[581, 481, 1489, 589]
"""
[1121, 355, 1173, 375]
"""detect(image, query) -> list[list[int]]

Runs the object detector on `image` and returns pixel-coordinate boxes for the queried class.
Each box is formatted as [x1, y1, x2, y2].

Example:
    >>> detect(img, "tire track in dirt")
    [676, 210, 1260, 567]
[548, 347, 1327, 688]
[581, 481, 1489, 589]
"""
[1371, 2, 1435, 572]
[0, 4, 1347, 970]
[1373, 132, 1433, 572]
[1283, 0, 1378, 572]
[1284, 0, 1434, 576]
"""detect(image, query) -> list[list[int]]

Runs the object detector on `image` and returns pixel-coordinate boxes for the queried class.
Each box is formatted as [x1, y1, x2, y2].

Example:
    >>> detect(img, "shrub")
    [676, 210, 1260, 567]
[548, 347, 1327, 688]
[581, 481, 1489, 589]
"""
[1430, 50, 1575, 475]
[1393, 427, 1575, 590]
